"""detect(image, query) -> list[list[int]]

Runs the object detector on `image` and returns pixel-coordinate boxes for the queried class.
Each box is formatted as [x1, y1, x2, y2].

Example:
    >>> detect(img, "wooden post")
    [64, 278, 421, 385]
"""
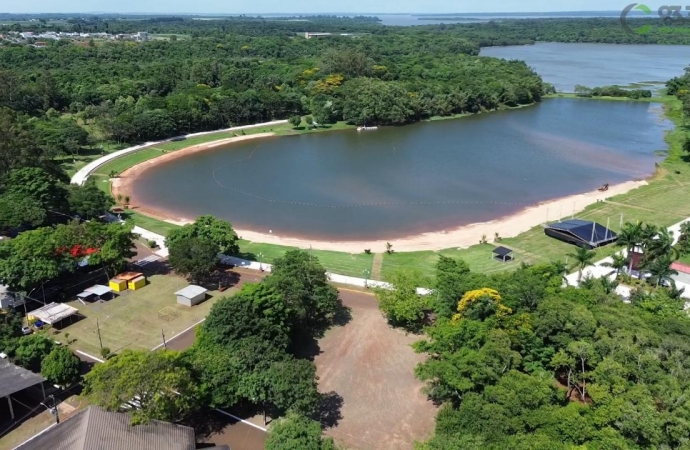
[96, 319, 103, 350]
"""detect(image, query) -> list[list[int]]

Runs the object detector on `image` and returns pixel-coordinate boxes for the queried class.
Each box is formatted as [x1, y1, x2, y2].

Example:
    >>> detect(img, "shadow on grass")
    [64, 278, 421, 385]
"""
[314, 391, 344, 429]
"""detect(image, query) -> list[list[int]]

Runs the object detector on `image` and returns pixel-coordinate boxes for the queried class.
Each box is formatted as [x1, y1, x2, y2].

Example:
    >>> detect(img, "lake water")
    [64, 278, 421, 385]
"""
[480, 43, 690, 92]
[133, 99, 671, 240]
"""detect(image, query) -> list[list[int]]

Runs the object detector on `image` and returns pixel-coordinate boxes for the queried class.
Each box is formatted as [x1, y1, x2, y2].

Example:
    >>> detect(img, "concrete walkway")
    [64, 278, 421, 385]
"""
[70, 120, 288, 186]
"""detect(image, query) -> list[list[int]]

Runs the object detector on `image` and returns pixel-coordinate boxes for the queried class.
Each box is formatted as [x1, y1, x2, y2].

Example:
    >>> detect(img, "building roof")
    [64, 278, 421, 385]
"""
[175, 285, 208, 298]
[28, 302, 79, 324]
[0, 359, 45, 398]
[85, 285, 112, 296]
[16, 406, 196, 450]
[546, 219, 617, 246]
[492, 246, 513, 257]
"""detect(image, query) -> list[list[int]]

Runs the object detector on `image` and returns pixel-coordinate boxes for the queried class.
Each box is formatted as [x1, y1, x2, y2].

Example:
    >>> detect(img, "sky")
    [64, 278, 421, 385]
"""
[1, 0, 634, 14]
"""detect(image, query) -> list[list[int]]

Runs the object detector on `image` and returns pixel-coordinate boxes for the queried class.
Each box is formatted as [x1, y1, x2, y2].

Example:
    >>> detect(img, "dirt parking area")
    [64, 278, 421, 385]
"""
[315, 290, 437, 450]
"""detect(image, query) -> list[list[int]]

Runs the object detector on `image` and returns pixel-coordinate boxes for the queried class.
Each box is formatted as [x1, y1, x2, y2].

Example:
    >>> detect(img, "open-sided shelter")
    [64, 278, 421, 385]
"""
[28, 302, 79, 326]
[0, 359, 46, 420]
[492, 246, 514, 262]
[545, 219, 617, 249]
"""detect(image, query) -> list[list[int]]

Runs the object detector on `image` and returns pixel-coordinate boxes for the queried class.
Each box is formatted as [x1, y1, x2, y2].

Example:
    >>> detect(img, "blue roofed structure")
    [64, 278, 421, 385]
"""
[544, 219, 617, 249]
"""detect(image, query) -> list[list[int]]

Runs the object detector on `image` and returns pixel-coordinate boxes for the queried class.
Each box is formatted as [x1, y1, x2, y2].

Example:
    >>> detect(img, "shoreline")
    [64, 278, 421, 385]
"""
[112, 135, 648, 251]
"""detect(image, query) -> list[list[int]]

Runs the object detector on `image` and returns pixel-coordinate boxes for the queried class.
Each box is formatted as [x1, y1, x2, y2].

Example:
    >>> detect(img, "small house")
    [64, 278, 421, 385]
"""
[175, 285, 208, 307]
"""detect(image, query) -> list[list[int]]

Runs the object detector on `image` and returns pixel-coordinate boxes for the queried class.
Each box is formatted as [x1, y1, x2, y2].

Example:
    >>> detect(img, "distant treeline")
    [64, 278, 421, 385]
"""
[574, 85, 653, 99]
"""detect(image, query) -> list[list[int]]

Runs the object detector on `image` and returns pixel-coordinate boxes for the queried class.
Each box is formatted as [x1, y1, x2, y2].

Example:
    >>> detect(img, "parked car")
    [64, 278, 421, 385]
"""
[21, 326, 32, 335]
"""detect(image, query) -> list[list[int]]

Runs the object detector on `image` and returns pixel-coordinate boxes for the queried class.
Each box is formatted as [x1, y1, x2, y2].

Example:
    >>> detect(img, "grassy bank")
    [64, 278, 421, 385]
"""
[78, 96, 689, 281]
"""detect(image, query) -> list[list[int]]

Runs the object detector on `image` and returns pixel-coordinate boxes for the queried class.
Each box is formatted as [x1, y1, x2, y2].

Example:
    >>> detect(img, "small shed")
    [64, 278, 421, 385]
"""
[128, 276, 146, 291]
[492, 246, 514, 263]
[175, 285, 208, 307]
[109, 278, 127, 292]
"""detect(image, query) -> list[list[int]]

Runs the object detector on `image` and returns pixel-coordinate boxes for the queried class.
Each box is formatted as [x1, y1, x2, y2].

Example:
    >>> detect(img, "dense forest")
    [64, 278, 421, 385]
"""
[406, 256, 690, 449]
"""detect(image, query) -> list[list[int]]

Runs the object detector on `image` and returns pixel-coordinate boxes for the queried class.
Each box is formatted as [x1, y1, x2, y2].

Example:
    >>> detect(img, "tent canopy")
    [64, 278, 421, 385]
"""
[545, 219, 618, 248]
[493, 246, 513, 258]
[28, 302, 79, 325]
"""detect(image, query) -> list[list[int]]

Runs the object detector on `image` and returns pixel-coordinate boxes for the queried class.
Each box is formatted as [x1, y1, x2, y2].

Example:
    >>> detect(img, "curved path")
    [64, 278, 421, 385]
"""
[70, 120, 287, 185]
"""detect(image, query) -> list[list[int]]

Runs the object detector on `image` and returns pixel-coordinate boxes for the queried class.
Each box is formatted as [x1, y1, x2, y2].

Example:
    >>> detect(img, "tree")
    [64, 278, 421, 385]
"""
[0, 308, 24, 354]
[266, 250, 341, 334]
[566, 247, 596, 282]
[3, 167, 69, 215]
[0, 193, 46, 232]
[200, 283, 291, 354]
[617, 222, 642, 272]
[13, 334, 55, 372]
[83, 350, 198, 424]
[305, 115, 314, 127]
[375, 270, 428, 331]
[602, 253, 627, 278]
[41, 346, 81, 386]
[0, 227, 71, 291]
[165, 215, 239, 255]
[168, 236, 216, 283]
[289, 115, 302, 128]
[678, 221, 690, 255]
[67, 180, 115, 219]
[266, 413, 336, 450]
[265, 357, 320, 417]
[644, 255, 678, 288]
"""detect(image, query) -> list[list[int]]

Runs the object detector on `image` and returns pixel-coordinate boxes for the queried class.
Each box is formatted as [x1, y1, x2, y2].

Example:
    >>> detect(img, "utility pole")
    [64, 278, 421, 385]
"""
[96, 318, 103, 350]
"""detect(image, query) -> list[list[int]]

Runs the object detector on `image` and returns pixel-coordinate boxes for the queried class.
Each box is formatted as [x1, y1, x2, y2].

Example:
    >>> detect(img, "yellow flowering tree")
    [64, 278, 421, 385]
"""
[453, 288, 512, 322]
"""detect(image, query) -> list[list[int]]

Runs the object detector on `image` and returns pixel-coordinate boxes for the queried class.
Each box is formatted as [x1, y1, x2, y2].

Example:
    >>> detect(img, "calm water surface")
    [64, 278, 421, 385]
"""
[133, 99, 670, 240]
[481, 42, 690, 92]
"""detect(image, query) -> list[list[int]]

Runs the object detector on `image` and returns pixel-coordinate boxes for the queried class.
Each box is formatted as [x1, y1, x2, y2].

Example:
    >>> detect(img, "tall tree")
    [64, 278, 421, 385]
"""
[168, 236, 217, 283]
[266, 250, 341, 335]
[165, 215, 239, 255]
[566, 247, 596, 282]
[67, 180, 115, 219]
[41, 346, 81, 386]
[266, 413, 336, 450]
[83, 350, 198, 424]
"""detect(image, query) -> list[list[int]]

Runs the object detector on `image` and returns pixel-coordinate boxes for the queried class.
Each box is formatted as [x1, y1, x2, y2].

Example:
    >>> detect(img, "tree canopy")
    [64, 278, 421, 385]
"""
[411, 258, 690, 449]
[83, 349, 198, 424]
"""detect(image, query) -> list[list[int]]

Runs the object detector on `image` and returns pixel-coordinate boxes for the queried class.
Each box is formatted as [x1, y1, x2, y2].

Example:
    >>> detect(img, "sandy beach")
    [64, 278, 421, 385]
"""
[112, 133, 647, 253]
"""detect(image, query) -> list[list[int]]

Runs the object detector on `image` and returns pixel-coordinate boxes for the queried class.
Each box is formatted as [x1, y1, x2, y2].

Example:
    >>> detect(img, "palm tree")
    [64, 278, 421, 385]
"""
[599, 277, 620, 295]
[566, 246, 597, 282]
[602, 253, 627, 278]
[644, 228, 678, 264]
[644, 255, 678, 288]
[617, 222, 643, 273]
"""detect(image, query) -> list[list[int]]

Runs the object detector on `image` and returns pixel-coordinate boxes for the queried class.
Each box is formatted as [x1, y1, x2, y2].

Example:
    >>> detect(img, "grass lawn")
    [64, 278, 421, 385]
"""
[61, 274, 236, 356]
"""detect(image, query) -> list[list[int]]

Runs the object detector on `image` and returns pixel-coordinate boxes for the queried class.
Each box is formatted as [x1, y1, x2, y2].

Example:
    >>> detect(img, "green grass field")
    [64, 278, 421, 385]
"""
[62, 274, 236, 356]
[71, 97, 690, 282]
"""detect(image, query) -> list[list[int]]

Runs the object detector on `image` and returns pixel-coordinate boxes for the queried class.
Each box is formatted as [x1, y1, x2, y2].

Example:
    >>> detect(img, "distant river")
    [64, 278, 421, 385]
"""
[132, 99, 671, 241]
[481, 42, 690, 92]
